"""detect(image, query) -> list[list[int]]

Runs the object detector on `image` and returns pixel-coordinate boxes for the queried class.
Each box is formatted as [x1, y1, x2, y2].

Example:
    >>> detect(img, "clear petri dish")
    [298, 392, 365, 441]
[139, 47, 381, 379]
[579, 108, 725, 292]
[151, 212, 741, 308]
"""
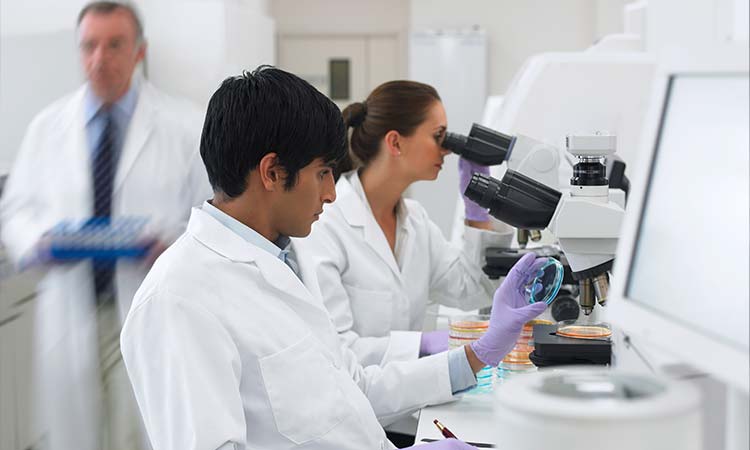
[525, 257, 564, 305]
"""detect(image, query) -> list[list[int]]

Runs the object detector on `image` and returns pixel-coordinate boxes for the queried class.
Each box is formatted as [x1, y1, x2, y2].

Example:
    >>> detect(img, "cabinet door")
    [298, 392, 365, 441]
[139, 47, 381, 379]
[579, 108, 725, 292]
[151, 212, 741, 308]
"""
[1, 317, 18, 450]
[12, 301, 38, 450]
[277, 34, 399, 110]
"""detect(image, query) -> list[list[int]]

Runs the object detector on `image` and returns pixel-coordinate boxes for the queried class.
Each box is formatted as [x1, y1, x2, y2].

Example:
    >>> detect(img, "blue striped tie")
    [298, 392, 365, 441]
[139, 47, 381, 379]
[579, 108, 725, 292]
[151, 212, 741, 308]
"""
[92, 110, 116, 300]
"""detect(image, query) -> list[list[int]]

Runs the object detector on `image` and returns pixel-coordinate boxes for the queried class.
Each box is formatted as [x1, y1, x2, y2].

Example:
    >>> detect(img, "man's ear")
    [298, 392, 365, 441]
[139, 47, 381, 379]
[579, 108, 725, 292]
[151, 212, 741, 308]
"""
[135, 40, 147, 64]
[384, 130, 402, 157]
[258, 153, 284, 191]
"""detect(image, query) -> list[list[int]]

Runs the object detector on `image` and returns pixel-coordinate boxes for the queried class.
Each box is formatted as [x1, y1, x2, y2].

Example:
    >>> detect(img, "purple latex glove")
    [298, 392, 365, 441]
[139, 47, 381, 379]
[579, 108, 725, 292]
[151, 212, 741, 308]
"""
[404, 438, 478, 449]
[470, 253, 548, 366]
[458, 157, 491, 222]
[18, 234, 55, 270]
[419, 330, 449, 357]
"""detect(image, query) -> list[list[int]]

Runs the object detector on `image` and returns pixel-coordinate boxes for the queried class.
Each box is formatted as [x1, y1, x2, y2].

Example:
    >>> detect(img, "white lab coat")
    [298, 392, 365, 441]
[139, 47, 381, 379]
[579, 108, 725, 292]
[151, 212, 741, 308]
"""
[121, 207, 457, 450]
[0, 81, 211, 449]
[293, 171, 514, 367]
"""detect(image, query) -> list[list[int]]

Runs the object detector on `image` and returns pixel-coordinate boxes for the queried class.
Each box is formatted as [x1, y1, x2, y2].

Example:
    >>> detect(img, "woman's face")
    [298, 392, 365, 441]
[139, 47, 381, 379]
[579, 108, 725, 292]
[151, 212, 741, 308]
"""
[398, 101, 451, 182]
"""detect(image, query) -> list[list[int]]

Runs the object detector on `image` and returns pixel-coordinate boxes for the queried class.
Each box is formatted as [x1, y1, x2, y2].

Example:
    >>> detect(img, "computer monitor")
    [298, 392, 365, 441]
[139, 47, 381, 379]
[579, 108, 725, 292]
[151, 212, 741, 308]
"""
[610, 72, 749, 393]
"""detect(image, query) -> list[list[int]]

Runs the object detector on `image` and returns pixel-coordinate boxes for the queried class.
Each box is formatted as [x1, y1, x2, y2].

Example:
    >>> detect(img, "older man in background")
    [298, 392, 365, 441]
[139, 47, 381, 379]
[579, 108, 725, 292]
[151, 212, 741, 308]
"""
[0, 2, 210, 449]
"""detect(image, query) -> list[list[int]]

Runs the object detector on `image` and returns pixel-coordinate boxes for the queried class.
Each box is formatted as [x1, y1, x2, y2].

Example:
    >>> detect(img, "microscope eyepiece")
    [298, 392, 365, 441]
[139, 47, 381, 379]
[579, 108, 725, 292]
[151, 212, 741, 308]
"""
[469, 123, 515, 156]
[441, 132, 468, 154]
[440, 123, 514, 166]
[465, 170, 562, 230]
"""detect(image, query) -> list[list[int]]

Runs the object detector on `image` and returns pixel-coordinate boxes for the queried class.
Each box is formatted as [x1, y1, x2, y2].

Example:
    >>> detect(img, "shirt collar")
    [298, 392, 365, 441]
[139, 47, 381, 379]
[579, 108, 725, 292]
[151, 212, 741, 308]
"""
[201, 200, 291, 262]
[83, 78, 140, 124]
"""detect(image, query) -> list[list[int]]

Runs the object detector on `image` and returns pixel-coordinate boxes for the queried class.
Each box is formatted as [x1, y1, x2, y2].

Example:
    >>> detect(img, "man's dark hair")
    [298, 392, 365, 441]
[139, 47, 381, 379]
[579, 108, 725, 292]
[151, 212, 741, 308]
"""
[200, 66, 347, 197]
[77, 1, 145, 42]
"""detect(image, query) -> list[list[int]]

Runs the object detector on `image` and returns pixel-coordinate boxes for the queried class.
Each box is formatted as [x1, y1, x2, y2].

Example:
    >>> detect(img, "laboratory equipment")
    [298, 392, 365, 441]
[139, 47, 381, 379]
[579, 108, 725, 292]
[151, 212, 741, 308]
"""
[46, 216, 154, 260]
[465, 132, 625, 316]
[442, 123, 560, 189]
[524, 257, 563, 305]
[482, 246, 566, 280]
[528, 323, 611, 367]
[495, 70, 749, 450]
[493, 367, 702, 450]
[607, 71, 749, 450]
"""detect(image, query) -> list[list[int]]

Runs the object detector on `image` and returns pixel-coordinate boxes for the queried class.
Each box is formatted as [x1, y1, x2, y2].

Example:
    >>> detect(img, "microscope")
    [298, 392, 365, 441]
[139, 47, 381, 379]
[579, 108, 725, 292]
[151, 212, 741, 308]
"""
[465, 132, 623, 315]
[443, 124, 629, 250]
[442, 123, 561, 247]
[463, 132, 625, 366]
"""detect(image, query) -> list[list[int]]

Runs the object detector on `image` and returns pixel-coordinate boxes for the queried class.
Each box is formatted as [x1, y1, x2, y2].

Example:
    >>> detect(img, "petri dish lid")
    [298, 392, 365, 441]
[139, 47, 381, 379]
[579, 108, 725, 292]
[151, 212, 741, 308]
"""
[525, 257, 564, 305]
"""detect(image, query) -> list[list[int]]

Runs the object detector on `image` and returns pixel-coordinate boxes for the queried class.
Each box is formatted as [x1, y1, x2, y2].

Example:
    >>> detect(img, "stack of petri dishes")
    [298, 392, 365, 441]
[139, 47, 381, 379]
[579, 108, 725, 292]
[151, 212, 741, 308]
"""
[496, 318, 554, 384]
[448, 315, 493, 393]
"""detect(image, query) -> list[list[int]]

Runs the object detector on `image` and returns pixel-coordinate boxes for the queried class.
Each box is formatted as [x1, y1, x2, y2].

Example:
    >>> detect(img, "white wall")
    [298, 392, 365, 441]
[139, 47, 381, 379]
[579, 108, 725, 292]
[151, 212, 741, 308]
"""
[271, 0, 409, 35]
[135, 0, 275, 109]
[646, 0, 749, 71]
[0, 0, 86, 173]
[0, 0, 88, 35]
[409, 0, 603, 96]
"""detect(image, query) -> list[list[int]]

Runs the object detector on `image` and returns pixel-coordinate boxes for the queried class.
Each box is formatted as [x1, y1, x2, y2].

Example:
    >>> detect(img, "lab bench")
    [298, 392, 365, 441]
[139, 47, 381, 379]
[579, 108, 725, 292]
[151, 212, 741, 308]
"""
[415, 389, 497, 448]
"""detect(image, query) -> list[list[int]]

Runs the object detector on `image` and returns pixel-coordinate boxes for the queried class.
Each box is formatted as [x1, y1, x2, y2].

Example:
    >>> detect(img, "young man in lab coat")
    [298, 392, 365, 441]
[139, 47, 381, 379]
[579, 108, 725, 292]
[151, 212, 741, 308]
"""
[0, 2, 210, 449]
[121, 66, 547, 450]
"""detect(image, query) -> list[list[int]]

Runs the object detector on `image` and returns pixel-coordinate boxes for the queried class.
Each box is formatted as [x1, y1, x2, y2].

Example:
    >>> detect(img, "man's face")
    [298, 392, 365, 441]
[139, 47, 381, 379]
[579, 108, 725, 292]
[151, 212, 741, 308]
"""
[274, 158, 337, 238]
[78, 9, 145, 104]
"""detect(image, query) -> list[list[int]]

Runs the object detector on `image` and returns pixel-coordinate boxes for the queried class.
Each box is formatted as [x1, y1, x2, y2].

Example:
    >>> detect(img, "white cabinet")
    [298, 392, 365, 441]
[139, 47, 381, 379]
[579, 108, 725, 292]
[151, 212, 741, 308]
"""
[0, 253, 40, 450]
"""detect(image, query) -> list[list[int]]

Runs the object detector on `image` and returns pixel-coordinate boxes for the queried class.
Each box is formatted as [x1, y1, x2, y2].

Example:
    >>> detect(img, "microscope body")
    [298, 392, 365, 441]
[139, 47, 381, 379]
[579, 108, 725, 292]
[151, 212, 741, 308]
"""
[548, 184, 624, 315]
[549, 134, 623, 315]
[464, 132, 624, 316]
[506, 134, 561, 189]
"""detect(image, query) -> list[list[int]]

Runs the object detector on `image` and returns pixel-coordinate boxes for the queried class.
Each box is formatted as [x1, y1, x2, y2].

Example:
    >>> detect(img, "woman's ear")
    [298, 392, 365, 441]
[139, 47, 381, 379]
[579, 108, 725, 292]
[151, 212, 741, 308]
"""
[384, 130, 402, 156]
[258, 152, 283, 191]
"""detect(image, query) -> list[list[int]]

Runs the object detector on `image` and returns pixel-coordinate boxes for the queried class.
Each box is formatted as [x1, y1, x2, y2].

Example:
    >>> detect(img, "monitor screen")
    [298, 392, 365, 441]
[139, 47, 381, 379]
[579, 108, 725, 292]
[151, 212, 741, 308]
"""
[625, 74, 749, 352]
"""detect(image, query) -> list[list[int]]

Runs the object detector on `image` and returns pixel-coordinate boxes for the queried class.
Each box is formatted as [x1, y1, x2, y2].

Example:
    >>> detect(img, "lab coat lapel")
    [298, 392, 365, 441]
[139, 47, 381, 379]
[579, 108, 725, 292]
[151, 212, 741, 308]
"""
[63, 87, 95, 216]
[188, 208, 331, 318]
[397, 202, 416, 274]
[231, 228, 341, 359]
[337, 175, 401, 279]
[114, 82, 154, 192]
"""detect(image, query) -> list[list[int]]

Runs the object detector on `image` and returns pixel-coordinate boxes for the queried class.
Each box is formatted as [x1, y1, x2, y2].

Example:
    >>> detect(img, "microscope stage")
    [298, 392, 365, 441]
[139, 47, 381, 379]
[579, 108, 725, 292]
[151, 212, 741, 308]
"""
[530, 324, 611, 366]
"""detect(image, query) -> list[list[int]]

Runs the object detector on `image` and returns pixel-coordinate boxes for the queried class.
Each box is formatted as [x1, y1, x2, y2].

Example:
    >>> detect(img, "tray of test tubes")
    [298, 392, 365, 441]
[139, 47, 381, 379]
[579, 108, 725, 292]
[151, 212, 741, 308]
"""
[48, 217, 153, 260]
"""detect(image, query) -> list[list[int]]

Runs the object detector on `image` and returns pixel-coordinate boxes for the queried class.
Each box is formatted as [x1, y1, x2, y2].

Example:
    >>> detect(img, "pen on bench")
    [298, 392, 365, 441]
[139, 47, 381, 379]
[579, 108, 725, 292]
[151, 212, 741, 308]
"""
[433, 418, 458, 439]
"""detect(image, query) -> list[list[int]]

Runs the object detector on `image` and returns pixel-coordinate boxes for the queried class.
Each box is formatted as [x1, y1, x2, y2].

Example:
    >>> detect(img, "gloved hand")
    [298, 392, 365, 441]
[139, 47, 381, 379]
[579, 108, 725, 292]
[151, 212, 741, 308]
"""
[419, 330, 449, 356]
[18, 233, 55, 270]
[458, 157, 491, 222]
[470, 253, 548, 366]
[404, 438, 478, 449]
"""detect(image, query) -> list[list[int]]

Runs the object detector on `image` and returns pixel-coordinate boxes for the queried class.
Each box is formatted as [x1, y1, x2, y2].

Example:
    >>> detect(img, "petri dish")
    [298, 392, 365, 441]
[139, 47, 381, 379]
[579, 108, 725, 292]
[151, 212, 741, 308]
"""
[498, 360, 535, 371]
[525, 258, 564, 305]
[448, 315, 489, 349]
[556, 324, 612, 339]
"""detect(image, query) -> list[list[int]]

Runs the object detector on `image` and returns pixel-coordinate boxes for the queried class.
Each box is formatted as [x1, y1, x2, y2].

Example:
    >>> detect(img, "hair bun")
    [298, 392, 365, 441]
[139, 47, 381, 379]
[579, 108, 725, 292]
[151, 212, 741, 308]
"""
[347, 101, 368, 128]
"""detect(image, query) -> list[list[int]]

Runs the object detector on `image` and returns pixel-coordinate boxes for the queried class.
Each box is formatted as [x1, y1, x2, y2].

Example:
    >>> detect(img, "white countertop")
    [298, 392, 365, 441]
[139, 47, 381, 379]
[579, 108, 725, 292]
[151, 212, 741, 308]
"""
[415, 389, 498, 448]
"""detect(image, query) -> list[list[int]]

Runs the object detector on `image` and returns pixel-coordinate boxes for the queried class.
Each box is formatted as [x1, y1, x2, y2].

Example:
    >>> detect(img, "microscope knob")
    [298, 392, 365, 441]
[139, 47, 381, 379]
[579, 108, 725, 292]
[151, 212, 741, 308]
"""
[551, 296, 580, 322]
